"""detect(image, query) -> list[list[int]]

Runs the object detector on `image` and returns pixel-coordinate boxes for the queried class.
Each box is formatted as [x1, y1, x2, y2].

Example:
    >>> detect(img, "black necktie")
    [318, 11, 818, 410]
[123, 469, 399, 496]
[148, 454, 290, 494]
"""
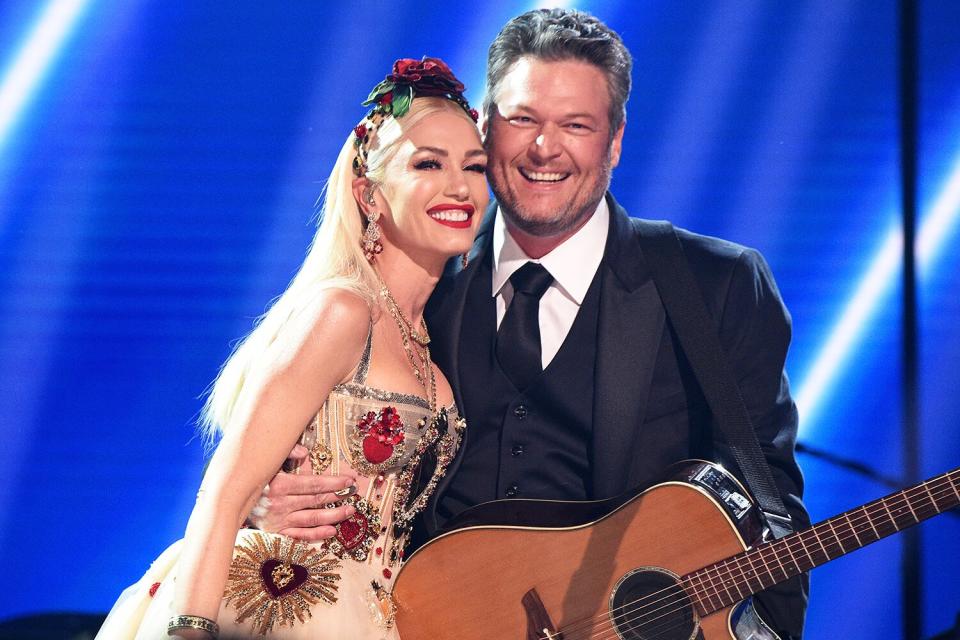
[496, 262, 554, 391]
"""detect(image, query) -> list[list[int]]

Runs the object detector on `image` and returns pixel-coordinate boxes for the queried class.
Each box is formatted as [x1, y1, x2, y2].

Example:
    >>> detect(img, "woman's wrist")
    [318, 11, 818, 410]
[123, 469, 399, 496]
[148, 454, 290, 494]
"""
[167, 614, 219, 638]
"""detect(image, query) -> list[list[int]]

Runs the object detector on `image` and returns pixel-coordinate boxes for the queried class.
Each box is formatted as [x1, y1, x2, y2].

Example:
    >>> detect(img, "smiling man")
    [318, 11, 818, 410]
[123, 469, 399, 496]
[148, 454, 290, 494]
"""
[483, 55, 623, 257]
[419, 8, 810, 640]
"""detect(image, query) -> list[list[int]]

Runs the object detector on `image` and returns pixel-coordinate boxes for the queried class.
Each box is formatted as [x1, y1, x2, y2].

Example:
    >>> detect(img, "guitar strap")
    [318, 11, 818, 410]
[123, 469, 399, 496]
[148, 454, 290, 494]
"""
[636, 220, 794, 539]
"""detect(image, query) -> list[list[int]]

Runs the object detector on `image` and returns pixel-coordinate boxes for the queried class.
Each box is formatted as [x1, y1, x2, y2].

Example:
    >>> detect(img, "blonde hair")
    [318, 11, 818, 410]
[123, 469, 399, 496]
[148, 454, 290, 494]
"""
[199, 97, 476, 445]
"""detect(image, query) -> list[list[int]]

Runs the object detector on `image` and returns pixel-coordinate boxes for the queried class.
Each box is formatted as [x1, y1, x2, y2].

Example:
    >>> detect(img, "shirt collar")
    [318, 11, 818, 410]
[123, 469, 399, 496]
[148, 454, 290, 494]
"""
[491, 198, 609, 304]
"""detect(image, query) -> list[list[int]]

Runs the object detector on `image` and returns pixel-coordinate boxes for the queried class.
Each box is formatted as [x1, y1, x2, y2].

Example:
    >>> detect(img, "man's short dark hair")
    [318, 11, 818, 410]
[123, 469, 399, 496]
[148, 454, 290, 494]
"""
[485, 8, 633, 134]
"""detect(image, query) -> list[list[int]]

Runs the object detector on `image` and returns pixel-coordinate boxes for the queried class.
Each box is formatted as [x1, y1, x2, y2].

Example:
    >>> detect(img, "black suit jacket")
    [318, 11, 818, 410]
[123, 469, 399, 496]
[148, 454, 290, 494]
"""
[423, 194, 810, 638]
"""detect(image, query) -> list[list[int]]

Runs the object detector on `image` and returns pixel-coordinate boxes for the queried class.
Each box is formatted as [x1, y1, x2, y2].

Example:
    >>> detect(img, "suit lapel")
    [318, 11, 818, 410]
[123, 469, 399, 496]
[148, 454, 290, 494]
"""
[429, 198, 667, 516]
[590, 196, 666, 498]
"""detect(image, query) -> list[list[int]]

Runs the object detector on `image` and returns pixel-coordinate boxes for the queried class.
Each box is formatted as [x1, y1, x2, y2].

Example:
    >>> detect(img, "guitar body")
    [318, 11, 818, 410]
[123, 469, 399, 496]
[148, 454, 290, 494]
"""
[394, 462, 766, 640]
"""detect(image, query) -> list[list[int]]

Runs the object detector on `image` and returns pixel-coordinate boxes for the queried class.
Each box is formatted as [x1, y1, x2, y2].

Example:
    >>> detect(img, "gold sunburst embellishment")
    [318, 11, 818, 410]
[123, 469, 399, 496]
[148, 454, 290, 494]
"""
[225, 532, 341, 636]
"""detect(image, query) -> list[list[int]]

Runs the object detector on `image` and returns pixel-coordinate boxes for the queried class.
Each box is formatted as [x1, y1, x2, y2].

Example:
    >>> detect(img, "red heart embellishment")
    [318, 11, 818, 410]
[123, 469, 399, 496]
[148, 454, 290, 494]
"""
[362, 435, 394, 464]
[336, 511, 370, 551]
[260, 560, 309, 598]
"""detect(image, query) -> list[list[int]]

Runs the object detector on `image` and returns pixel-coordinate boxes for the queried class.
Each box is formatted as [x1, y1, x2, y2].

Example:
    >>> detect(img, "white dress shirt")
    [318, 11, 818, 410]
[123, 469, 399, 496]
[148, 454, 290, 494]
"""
[491, 199, 610, 368]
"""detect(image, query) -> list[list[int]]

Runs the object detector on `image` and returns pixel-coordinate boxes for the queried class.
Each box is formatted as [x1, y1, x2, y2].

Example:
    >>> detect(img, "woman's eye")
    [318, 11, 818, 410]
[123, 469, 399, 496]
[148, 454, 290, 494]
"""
[414, 159, 441, 170]
[466, 163, 487, 173]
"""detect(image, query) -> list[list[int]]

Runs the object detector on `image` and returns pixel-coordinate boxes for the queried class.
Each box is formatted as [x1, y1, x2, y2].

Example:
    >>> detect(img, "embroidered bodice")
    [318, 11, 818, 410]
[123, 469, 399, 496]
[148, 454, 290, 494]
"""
[223, 327, 464, 635]
[296, 328, 464, 570]
[104, 327, 464, 639]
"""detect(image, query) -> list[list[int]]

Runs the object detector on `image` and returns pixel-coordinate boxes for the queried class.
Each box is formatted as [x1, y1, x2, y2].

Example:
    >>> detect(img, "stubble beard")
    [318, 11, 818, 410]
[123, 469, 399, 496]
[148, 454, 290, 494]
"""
[490, 155, 613, 239]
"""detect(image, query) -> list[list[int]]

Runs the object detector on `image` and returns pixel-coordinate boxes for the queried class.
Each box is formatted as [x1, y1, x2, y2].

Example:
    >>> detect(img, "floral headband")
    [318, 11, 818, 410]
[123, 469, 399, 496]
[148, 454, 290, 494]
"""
[352, 57, 478, 177]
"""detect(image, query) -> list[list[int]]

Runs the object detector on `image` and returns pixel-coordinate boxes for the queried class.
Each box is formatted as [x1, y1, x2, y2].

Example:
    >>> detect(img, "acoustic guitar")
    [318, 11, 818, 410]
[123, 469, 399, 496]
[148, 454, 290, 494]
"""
[393, 460, 960, 640]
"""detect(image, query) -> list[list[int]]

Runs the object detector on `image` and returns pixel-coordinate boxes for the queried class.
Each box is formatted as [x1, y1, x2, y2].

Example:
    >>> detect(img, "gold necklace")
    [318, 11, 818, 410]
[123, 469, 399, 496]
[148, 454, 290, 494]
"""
[380, 284, 430, 347]
[380, 283, 436, 413]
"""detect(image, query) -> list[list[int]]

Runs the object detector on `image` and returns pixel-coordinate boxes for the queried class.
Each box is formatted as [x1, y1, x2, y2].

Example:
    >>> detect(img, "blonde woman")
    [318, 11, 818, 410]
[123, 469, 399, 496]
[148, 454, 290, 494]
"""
[98, 57, 487, 639]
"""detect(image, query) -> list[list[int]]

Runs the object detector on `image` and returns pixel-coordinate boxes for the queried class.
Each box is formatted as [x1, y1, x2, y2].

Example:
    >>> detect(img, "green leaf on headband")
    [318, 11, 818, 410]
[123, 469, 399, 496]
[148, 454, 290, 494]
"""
[391, 85, 413, 118]
[362, 81, 395, 107]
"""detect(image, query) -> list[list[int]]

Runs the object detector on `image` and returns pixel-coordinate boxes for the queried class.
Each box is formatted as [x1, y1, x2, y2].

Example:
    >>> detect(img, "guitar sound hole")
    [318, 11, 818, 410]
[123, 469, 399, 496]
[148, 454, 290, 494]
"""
[609, 567, 699, 640]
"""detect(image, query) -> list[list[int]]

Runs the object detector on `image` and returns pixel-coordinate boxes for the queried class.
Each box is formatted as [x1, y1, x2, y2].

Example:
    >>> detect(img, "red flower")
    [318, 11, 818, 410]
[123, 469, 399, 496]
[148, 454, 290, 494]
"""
[354, 123, 367, 139]
[387, 56, 465, 97]
[356, 407, 405, 464]
[380, 91, 393, 105]
[469, 108, 479, 123]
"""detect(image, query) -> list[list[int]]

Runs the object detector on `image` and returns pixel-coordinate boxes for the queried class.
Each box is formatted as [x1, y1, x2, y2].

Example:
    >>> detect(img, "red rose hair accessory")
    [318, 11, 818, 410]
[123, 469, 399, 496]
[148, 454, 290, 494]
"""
[352, 56, 477, 177]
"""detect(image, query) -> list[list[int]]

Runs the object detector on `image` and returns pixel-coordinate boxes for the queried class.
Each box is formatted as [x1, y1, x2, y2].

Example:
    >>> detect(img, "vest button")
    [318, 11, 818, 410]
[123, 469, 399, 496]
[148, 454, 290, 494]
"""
[513, 405, 528, 419]
[505, 484, 519, 498]
[511, 444, 525, 457]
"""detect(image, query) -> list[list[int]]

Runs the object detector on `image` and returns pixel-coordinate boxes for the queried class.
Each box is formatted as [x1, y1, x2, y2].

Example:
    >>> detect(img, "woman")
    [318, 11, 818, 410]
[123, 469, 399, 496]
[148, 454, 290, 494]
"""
[97, 57, 487, 639]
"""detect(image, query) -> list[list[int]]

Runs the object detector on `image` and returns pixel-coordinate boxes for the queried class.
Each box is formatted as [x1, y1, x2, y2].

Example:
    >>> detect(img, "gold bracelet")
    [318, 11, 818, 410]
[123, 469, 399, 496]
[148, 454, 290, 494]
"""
[167, 614, 220, 637]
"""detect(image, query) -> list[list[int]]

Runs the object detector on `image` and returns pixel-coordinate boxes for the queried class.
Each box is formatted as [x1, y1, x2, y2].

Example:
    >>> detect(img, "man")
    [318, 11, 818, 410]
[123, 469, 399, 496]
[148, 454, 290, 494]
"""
[266, 8, 809, 638]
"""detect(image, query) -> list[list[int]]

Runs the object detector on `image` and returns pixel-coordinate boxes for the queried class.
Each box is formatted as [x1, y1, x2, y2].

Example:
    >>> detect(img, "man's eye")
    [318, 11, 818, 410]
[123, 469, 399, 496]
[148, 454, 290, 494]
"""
[510, 116, 535, 125]
[414, 159, 441, 170]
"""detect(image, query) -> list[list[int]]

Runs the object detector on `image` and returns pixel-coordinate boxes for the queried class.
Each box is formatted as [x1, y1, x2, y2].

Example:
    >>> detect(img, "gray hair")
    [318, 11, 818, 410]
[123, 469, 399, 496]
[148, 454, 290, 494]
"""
[484, 8, 633, 134]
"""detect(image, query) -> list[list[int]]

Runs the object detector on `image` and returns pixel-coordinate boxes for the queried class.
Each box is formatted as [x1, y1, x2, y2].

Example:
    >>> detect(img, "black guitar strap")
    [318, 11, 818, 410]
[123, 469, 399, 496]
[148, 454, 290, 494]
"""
[636, 220, 794, 539]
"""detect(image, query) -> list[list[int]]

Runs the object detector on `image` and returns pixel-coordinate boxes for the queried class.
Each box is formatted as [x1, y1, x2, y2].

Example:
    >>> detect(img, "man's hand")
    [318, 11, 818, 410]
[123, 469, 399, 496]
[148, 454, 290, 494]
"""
[249, 445, 358, 541]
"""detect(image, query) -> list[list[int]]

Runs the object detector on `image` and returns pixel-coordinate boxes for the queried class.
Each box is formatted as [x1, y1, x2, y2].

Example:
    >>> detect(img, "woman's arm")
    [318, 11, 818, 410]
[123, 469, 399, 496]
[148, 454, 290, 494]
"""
[170, 289, 370, 628]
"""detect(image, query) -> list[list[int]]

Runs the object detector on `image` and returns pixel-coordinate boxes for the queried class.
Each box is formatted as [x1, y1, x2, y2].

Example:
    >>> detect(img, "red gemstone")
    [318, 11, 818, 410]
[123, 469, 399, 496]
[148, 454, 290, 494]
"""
[375, 547, 383, 556]
[382, 568, 392, 579]
[149, 582, 161, 597]
[336, 512, 370, 551]
[362, 435, 393, 464]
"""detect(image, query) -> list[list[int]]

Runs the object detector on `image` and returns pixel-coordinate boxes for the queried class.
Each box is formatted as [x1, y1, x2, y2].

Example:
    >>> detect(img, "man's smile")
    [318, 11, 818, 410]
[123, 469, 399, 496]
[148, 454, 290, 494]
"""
[518, 167, 571, 183]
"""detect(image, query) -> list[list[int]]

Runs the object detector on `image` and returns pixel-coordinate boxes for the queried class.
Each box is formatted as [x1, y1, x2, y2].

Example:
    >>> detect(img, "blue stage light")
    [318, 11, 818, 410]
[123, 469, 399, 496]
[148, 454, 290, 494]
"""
[796, 147, 960, 434]
[918, 152, 960, 279]
[0, 0, 91, 153]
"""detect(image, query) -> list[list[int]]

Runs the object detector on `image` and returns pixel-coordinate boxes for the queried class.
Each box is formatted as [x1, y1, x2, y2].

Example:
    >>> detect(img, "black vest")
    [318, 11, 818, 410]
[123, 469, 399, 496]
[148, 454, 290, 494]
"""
[436, 255, 602, 526]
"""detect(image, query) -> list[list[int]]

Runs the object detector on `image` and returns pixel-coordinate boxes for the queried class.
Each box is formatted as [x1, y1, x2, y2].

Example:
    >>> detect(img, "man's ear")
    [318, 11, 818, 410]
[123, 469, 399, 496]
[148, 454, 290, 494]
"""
[609, 120, 625, 168]
[480, 105, 493, 141]
[352, 176, 375, 214]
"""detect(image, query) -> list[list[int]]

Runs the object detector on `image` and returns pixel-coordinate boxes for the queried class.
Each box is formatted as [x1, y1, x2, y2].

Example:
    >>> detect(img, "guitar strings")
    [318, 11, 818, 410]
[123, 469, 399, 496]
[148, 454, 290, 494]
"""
[533, 473, 960, 640]
[554, 476, 960, 640]
[548, 476, 960, 640]
[689, 470, 960, 610]
[546, 486, 949, 640]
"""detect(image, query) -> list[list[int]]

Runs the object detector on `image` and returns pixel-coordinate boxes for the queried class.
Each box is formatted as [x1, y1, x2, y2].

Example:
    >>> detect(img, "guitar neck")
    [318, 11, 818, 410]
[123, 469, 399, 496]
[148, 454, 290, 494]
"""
[684, 467, 960, 615]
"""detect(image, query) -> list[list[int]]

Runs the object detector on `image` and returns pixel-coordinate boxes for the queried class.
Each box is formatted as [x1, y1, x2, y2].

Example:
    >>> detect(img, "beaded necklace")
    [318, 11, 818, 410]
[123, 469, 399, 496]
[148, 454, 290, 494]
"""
[377, 279, 436, 414]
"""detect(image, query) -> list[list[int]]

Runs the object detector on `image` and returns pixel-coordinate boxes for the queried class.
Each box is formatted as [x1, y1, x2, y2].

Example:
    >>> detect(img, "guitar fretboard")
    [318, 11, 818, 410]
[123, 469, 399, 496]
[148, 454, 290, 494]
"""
[683, 467, 960, 616]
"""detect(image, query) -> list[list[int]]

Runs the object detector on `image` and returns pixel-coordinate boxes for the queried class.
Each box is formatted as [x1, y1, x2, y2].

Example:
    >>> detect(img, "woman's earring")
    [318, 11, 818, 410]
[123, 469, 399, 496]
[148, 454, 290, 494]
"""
[361, 189, 383, 263]
[361, 211, 383, 263]
[460, 253, 469, 269]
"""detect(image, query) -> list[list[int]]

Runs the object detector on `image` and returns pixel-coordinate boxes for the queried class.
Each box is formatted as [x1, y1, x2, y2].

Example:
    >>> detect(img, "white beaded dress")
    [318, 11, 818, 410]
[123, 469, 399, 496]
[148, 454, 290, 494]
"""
[97, 330, 464, 639]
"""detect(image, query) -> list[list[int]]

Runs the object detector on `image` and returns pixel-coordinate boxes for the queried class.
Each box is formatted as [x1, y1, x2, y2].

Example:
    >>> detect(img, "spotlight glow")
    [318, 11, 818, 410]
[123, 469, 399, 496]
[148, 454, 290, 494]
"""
[0, 0, 92, 150]
[796, 150, 960, 433]
[918, 156, 960, 276]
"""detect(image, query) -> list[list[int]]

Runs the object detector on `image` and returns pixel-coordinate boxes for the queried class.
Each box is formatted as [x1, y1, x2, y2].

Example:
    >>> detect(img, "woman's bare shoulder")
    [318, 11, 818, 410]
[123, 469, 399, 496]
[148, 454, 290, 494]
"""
[299, 286, 372, 349]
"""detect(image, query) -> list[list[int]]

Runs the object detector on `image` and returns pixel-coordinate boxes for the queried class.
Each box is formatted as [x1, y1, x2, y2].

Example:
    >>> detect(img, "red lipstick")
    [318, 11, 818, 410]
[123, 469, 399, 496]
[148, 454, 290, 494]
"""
[426, 203, 475, 229]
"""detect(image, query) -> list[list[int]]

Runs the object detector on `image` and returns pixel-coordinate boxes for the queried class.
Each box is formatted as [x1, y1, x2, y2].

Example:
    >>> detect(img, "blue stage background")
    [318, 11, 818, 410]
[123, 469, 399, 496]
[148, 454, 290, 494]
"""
[1, 1, 959, 637]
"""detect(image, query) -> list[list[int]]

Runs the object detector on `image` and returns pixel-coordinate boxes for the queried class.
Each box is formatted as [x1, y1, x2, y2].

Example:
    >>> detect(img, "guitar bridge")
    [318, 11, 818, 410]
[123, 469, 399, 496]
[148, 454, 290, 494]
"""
[521, 588, 563, 640]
